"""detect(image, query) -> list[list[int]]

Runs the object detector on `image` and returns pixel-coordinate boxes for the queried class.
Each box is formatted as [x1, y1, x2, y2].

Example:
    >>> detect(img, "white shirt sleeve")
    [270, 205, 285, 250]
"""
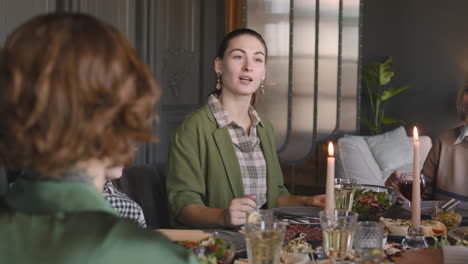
[443, 246, 468, 264]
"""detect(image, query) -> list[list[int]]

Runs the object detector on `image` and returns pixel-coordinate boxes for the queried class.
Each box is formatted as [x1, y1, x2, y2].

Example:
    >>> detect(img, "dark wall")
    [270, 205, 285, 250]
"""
[362, 0, 467, 139]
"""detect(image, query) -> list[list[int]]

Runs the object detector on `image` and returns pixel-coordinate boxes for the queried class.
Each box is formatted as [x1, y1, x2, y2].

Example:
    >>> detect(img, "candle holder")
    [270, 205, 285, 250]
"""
[401, 227, 429, 249]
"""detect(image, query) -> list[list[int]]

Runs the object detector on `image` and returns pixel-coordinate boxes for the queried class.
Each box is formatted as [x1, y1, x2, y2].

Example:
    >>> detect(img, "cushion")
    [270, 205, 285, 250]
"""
[365, 126, 413, 172]
[336, 135, 382, 185]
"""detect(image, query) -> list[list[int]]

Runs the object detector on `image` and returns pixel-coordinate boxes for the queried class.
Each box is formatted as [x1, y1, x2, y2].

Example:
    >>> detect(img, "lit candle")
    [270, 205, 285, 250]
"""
[412, 126, 421, 230]
[325, 142, 335, 212]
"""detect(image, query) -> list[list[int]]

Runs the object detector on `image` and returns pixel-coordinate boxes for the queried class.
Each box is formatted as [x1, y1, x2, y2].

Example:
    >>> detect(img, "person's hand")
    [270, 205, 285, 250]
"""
[396, 248, 442, 264]
[305, 194, 326, 208]
[385, 170, 407, 204]
[385, 170, 401, 190]
[223, 195, 256, 227]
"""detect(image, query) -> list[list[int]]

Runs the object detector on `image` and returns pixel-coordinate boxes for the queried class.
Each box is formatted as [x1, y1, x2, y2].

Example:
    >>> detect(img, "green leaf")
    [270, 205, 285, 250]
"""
[378, 56, 394, 86]
[362, 63, 379, 89]
[380, 86, 409, 101]
[382, 117, 405, 125]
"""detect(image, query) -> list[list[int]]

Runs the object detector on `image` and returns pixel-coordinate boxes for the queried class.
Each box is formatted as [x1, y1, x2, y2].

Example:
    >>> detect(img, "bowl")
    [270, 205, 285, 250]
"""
[187, 236, 235, 264]
[352, 184, 398, 220]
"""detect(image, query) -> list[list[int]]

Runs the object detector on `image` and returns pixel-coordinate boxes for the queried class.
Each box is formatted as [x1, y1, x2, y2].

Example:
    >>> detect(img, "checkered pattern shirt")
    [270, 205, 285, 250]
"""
[208, 94, 267, 208]
[103, 181, 147, 228]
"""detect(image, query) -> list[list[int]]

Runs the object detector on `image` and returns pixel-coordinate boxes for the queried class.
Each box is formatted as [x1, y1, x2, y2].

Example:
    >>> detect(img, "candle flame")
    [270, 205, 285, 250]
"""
[413, 126, 419, 141]
[328, 142, 334, 157]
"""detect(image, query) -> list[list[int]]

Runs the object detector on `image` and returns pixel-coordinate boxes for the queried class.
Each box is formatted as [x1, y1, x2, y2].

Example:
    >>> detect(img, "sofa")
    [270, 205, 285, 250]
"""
[336, 126, 432, 186]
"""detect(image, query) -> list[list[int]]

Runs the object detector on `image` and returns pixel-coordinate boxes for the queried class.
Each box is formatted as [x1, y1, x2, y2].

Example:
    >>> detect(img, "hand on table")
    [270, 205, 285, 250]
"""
[396, 248, 442, 264]
[305, 194, 325, 208]
[223, 195, 256, 227]
[385, 170, 407, 204]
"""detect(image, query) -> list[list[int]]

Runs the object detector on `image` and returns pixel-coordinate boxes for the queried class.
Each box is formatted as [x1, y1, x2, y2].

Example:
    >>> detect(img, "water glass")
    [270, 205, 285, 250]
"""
[244, 219, 286, 264]
[245, 209, 275, 224]
[319, 210, 358, 263]
[334, 178, 356, 211]
[354, 221, 385, 264]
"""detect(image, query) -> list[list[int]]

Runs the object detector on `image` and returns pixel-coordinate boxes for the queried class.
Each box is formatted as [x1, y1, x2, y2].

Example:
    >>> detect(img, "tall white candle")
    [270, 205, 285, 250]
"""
[325, 142, 335, 212]
[412, 126, 421, 230]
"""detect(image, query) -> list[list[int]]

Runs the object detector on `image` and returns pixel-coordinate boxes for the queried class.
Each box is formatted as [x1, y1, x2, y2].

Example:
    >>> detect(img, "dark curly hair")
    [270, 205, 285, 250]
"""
[0, 13, 159, 178]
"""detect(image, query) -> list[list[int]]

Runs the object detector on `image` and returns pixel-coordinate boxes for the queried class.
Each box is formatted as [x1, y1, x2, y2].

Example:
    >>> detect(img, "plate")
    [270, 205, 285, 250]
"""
[203, 229, 246, 253]
[402, 200, 468, 217]
[387, 232, 443, 241]
[447, 226, 468, 244]
[270, 206, 321, 217]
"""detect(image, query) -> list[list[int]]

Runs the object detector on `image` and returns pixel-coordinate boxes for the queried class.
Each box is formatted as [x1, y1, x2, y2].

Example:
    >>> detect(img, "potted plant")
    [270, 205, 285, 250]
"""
[361, 56, 409, 135]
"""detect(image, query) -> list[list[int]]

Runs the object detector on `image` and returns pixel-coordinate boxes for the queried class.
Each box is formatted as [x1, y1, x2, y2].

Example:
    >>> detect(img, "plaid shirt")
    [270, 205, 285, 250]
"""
[104, 181, 147, 228]
[208, 94, 267, 208]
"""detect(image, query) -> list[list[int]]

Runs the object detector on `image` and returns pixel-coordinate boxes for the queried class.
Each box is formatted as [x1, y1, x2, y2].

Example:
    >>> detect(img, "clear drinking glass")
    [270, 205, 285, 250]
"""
[319, 210, 358, 263]
[245, 209, 275, 225]
[244, 219, 286, 264]
[334, 178, 356, 211]
[354, 221, 385, 264]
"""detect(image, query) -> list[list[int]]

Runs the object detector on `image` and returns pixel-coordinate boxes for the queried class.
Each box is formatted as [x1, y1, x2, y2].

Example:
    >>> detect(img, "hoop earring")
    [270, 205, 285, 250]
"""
[260, 79, 265, 95]
[216, 72, 221, 90]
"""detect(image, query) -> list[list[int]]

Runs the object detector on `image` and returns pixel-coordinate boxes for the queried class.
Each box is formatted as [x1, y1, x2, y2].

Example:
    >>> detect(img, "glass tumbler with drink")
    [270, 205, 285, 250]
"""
[354, 221, 385, 264]
[334, 178, 356, 211]
[319, 210, 358, 263]
[244, 213, 285, 264]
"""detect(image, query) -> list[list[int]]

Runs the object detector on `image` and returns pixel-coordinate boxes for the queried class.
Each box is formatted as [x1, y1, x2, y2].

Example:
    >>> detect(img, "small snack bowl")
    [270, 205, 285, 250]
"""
[434, 209, 463, 230]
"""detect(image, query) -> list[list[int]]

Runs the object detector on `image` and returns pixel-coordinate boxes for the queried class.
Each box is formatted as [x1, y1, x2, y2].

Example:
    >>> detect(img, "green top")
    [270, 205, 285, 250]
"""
[167, 103, 289, 228]
[0, 177, 199, 264]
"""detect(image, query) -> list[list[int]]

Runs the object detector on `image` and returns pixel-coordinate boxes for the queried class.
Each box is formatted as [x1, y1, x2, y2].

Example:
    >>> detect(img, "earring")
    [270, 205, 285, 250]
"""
[216, 72, 221, 90]
[260, 79, 265, 95]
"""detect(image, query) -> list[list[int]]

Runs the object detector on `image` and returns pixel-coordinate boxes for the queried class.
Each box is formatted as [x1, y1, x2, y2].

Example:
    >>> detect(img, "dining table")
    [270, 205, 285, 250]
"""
[157, 202, 468, 263]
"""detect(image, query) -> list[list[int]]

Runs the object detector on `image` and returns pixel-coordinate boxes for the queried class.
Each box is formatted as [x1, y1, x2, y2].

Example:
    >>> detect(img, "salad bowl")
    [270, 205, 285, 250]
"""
[352, 184, 398, 220]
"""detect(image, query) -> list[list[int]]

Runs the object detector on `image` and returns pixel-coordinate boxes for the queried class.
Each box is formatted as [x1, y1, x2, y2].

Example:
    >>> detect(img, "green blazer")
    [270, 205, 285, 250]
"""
[167, 103, 289, 227]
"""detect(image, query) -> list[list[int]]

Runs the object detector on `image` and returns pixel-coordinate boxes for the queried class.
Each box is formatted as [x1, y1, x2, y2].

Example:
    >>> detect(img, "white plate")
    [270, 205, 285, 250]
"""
[402, 200, 468, 217]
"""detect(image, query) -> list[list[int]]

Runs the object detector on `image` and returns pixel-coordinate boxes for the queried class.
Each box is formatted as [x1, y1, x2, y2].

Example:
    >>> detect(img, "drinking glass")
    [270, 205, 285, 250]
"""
[354, 221, 385, 264]
[334, 178, 356, 211]
[398, 171, 426, 210]
[319, 210, 358, 263]
[244, 219, 286, 264]
[245, 209, 275, 225]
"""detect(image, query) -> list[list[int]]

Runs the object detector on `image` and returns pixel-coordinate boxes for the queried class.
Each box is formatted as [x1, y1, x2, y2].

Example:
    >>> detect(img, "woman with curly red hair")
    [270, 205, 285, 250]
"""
[0, 13, 197, 263]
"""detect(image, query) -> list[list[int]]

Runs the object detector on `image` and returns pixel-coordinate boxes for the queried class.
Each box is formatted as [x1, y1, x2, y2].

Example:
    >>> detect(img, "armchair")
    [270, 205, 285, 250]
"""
[336, 127, 432, 186]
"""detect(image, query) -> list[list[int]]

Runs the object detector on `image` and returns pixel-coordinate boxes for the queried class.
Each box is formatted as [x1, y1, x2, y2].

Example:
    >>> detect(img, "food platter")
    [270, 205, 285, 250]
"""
[402, 200, 468, 217]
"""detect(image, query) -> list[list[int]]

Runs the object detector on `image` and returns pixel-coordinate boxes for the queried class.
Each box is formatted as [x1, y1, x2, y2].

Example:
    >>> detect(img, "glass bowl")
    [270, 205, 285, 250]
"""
[352, 184, 398, 221]
[190, 238, 235, 264]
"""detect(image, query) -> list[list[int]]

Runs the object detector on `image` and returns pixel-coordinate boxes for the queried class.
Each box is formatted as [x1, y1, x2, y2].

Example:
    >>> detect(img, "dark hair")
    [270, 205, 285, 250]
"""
[0, 13, 159, 178]
[213, 28, 267, 105]
[217, 28, 268, 60]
